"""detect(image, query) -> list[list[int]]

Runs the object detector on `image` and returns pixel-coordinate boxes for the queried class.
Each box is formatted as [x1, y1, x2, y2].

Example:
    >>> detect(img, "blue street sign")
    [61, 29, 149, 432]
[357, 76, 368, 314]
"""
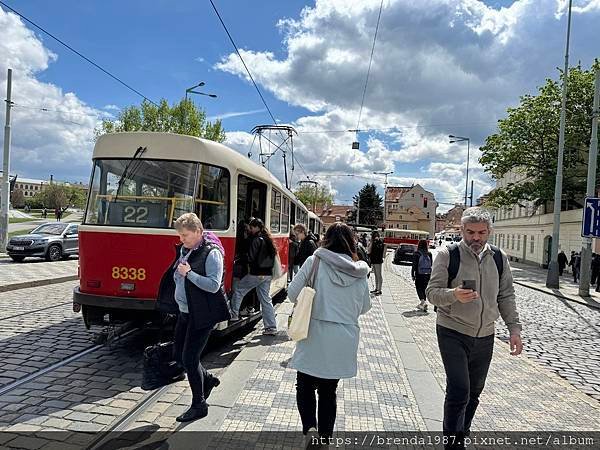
[582, 197, 600, 238]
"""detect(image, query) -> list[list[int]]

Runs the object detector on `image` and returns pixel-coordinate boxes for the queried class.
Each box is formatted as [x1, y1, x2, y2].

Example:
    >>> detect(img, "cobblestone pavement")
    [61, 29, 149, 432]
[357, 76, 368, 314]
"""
[0, 259, 78, 288]
[0, 282, 93, 387]
[387, 257, 600, 430]
[195, 293, 428, 438]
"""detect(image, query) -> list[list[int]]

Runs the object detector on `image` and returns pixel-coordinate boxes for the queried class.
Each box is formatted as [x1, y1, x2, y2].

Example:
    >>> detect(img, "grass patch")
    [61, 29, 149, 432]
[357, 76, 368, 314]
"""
[8, 218, 39, 224]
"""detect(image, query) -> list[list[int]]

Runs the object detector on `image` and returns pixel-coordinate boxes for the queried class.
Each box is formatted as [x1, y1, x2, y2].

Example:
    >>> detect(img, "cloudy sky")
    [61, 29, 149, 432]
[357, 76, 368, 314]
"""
[1, 0, 600, 210]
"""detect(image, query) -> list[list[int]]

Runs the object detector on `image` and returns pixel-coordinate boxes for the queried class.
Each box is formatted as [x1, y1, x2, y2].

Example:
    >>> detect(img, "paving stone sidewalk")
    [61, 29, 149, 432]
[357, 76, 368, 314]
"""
[0, 259, 78, 290]
[385, 258, 600, 431]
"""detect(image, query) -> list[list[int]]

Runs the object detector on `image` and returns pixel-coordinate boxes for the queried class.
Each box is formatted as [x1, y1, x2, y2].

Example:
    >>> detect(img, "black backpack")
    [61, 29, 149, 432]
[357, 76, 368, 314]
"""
[446, 243, 504, 287]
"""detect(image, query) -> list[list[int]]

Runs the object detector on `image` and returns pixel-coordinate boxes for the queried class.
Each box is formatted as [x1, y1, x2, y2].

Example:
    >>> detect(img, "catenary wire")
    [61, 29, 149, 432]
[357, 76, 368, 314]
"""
[0, 0, 158, 106]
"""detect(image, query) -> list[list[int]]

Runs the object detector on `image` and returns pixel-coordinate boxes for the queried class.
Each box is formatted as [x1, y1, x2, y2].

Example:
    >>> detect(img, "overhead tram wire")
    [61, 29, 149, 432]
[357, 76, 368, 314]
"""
[354, 0, 384, 136]
[208, 0, 309, 186]
[0, 0, 158, 106]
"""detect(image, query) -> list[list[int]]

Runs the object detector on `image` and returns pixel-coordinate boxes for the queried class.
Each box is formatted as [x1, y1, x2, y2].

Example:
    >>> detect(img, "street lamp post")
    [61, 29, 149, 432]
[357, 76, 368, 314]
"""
[546, 0, 573, 289]
[185, 82, 217, 101]
[374, 171, 393, 227]
[449, 135, 470, 207]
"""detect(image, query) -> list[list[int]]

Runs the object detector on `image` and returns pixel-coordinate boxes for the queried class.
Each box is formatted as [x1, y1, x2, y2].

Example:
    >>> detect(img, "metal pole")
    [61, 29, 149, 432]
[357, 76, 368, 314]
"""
[464, 139, 470, 206]
[470, 179, 474, 207]
[579, 68, 600, 297]
[1, 69, 13, 252]
[314, 183, 318, 213]
[546, 0, 572, 289]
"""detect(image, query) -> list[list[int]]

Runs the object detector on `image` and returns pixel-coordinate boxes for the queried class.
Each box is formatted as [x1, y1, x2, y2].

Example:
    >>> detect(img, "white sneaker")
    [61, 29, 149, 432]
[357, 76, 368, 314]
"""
[416, 303, 424, 311]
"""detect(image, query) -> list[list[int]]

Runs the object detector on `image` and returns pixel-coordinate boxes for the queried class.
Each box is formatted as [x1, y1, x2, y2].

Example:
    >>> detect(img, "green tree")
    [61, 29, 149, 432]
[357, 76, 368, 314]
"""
[293, 184, 334, 211]
[95, 99, 226, 142]
[480, 62, 600, 210]
[10, 189, 25, 208]
[37, 184, 87, 211]
[347, 183, 383, 226]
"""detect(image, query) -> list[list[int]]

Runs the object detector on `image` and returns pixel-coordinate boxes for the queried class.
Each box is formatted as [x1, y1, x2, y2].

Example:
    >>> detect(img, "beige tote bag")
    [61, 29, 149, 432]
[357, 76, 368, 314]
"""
[287, 257, 320, 342]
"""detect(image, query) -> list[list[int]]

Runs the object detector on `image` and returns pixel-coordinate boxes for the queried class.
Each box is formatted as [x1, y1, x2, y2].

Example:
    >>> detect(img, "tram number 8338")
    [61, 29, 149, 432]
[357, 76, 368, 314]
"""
[111, 267, 147, 281]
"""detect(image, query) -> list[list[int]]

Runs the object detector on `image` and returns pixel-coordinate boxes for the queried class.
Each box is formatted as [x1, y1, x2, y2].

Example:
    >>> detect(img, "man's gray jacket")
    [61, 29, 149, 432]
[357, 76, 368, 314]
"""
[425, 241, 522, 338]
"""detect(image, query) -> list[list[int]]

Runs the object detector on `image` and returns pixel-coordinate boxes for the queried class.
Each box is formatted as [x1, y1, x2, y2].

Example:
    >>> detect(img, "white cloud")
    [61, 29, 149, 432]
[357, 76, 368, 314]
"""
[0, 7, 101, 182]
[215, 0, 600, 207]
[208, 108, 266, 121]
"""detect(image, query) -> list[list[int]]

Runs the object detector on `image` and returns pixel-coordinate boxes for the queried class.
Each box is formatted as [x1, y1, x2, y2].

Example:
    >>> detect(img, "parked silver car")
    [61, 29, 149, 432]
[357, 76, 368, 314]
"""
[7, 222, 79, 262]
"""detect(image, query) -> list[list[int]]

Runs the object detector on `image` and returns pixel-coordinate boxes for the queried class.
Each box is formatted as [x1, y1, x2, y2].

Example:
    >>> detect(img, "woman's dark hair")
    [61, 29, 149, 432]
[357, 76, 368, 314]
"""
[417, 239, 428, 252]
[249, 218, 276, 255]
[321, 223, 357, 258]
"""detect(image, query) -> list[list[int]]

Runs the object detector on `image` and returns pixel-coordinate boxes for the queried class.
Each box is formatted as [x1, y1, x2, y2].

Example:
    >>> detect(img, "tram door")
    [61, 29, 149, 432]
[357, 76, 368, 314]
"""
[233, 175, 268, 309]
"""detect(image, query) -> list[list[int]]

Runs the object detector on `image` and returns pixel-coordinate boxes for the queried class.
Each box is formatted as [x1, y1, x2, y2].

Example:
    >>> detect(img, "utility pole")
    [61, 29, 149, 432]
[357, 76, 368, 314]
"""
[546, 0, 573, 289]
[1, 69, 13, 252]
[579, 67, 600, 297]
[470, 180, 474, 207]
[374, 171, 393, 227]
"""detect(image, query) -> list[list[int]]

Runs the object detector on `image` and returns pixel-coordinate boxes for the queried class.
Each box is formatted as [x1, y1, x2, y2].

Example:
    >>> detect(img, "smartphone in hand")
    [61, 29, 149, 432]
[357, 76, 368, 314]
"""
[462, 279, 477, 291]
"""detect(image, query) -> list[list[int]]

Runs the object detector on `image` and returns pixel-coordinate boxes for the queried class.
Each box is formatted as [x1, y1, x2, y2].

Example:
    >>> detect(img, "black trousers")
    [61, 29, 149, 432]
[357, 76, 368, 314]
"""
[592, 268, 600, 285]
[415, 274, 431, 300]
[436, 325, 494, 449]
[172, 312, 213, 406]
[296, 371, 339, 438]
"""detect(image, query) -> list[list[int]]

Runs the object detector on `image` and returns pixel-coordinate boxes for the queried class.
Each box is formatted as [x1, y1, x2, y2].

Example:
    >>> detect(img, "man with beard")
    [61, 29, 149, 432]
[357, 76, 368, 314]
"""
[426, 207, 523, 450]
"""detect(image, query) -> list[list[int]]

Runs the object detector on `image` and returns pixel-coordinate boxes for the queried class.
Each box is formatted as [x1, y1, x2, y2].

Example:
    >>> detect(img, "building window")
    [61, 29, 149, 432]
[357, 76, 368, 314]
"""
[511, 234, 515, 250]
[517, 235, 520, 251]
[530, 235, 535, 253]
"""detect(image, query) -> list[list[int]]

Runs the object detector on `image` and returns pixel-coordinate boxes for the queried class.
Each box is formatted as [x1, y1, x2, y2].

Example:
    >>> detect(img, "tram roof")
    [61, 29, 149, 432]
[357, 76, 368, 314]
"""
[93, 132, 302, 204]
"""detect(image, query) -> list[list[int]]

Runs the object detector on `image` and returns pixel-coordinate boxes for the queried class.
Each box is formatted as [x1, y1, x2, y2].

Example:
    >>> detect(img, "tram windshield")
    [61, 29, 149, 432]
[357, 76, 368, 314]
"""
[84, 159, 229, 230]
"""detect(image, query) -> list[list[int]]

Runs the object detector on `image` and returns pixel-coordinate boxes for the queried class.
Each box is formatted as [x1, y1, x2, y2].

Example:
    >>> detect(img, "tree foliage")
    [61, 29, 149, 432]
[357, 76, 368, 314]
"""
[347, 183, 383, 226]
[95, 99, 226, 142]
[480, 62, 600, 210]
[32, 184, 87, 210]
[293, 184, 334, 210]
[10, 189, 25, 208]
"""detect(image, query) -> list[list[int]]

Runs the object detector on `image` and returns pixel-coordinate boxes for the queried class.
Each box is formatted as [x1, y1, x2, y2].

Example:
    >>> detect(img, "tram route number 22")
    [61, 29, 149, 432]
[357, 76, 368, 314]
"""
[123, 206, 149, 224]
[112, 267, 147, 281]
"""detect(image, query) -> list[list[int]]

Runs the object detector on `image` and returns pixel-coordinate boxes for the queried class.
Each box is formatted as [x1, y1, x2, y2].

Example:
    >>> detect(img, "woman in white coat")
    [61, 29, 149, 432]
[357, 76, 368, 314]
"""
[287, 223, 371, 440]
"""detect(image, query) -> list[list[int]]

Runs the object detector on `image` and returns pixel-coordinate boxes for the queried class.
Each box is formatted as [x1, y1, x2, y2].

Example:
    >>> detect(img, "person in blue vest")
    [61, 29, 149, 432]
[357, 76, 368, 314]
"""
[156, 213, 231, 422]
[411, 239, 432, 311]
[426, 207, 522, 450]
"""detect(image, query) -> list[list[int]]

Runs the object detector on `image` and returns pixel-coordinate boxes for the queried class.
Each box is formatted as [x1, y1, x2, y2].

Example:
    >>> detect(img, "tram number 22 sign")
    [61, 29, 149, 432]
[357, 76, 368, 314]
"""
[112, 267, 147, 281]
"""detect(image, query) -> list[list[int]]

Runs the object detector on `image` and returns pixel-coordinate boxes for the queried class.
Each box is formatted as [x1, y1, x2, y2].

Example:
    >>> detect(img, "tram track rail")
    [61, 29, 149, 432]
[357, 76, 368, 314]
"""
[0, 326, 140, 398]
[0, 301, 72, 322]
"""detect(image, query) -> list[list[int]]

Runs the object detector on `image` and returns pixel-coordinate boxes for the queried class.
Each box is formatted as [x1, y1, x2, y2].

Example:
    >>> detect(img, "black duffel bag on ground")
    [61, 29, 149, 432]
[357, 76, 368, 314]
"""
[141, 341, 185, 390]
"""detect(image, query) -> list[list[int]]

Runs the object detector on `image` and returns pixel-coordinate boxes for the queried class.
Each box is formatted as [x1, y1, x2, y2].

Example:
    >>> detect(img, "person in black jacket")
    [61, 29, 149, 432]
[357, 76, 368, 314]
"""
[557, 250, 568, 276]
[288, 231, 300, 281]
[293, 223, 318, 268]
[156, 213, 230, 423]
[411, 239, 433, 311]
[367, 231, 386, 295]
[229, 218, 278, 335]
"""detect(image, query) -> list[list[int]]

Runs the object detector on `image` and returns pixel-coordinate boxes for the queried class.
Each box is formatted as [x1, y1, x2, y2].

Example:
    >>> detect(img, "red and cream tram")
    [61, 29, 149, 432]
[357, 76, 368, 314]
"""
[73, 132, 313, 331]
[383, 228, 430, 249]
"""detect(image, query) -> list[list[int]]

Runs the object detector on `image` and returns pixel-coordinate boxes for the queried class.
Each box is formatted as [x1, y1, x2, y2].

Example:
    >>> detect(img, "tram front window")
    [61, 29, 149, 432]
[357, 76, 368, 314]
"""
[84, 159, 229, 229]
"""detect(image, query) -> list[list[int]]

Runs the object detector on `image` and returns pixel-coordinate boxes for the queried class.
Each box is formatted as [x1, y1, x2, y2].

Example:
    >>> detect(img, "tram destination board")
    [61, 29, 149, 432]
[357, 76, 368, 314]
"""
[107, 202, 168, 227]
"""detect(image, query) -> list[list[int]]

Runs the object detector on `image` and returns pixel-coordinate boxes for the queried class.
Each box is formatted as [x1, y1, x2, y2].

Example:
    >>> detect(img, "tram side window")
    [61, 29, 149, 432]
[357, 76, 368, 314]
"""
[195, 164, 230, 230]
[270, 189, 282, 233]
[281, 197, 290, 234]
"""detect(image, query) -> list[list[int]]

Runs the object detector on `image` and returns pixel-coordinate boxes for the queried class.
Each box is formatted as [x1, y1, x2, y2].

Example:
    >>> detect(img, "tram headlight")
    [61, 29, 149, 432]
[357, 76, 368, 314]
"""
[120, 282, 135, 292]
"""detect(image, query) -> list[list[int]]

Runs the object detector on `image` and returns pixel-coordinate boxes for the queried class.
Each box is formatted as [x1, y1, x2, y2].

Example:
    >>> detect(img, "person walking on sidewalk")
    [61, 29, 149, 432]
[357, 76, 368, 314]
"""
[230, 218, 278, 335]
[287, 223, 371, 442]
[368, 230, 386, 295]
[426, 207, 523, 450]
[557, 250, 568, 276]
[412, 239, 432, 311]
[591, 253, 600, 285]
[156, 213, 230, 423]
[569, 251, 581, 283]
[294, 223, 318, 268]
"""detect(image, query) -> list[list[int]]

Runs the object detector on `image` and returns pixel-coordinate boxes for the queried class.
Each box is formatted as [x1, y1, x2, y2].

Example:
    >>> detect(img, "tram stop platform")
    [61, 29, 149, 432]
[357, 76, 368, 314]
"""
[123, 258, 600, 448]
